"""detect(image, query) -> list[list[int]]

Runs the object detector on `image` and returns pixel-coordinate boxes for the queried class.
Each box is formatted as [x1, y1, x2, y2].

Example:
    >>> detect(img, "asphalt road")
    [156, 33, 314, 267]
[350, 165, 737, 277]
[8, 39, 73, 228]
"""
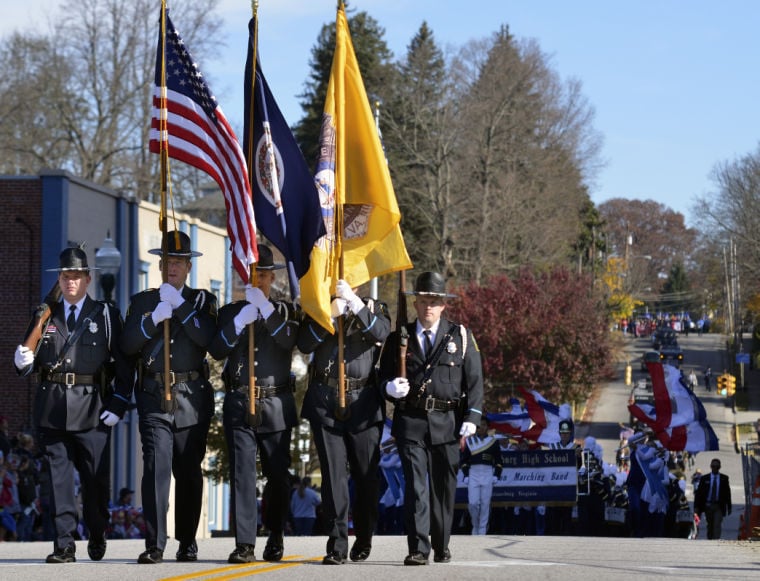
[1, 331, 758, 580]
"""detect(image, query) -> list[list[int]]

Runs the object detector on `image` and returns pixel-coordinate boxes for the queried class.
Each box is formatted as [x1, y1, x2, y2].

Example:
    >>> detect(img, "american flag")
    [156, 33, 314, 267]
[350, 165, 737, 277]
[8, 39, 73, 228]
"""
[149, 11, 257, 282]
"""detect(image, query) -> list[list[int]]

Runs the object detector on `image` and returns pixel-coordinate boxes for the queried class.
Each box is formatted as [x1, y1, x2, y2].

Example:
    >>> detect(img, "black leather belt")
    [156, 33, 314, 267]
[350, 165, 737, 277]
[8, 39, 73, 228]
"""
[398, 395, 459, 412]
[227, 383, 291, 398]
[313, 372, 368, 391]
[42, 372, 97, 386]
[146, 370, 201, 385]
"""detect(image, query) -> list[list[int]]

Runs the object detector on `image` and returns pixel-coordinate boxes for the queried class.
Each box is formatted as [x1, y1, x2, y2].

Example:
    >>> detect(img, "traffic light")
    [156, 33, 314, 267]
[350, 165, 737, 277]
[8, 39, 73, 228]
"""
[717, 374, 727, 396]
[726, 374, 736, 396]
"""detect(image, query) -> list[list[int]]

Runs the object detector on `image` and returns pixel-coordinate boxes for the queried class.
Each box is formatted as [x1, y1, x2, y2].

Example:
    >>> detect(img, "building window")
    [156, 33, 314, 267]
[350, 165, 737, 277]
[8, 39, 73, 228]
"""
[210, 279, 222, 304]
[139, 260, 150, 292]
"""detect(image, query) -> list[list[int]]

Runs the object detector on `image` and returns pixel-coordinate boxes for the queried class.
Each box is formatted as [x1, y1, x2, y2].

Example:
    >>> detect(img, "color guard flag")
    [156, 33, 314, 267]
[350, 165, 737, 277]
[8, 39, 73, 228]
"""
[519, 387, 572, 444]
[244, 16, 325, 299]
[299, 3, 412, 332]
[150, 10, 257, 283]
[628, 362, 718, 451]
[486, 398, 531, 436]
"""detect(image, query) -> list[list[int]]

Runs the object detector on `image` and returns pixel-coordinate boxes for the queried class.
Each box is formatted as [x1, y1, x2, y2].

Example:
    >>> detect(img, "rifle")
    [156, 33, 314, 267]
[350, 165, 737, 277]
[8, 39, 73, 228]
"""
[22, 281, 62, 354]
[397, 271, 408, 378]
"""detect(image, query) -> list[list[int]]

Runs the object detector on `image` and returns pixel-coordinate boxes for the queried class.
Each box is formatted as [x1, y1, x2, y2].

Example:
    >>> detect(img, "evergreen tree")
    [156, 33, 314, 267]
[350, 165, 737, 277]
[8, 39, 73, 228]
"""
[293, 6, 394, 166]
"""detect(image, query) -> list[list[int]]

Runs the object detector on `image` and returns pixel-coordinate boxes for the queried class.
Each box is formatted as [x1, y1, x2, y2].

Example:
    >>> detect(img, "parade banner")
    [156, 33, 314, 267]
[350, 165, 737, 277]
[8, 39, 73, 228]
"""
[456, 449, 578, 507]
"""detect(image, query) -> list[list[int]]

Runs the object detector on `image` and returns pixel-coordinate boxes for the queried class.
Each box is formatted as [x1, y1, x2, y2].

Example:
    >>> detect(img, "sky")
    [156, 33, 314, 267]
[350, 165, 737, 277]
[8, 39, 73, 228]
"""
[4, 1, 760, 227]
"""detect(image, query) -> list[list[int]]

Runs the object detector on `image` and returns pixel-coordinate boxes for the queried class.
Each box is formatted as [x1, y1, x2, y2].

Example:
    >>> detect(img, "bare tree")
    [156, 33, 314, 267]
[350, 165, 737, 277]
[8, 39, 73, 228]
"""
[0, 0, 223, 203]
[451, 28, 602, 284]
[383, 22, 461, 277]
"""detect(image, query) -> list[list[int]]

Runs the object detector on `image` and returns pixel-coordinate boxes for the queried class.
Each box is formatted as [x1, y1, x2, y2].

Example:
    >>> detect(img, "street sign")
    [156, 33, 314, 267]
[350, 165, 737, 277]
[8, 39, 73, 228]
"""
[736, 353, 750, 364]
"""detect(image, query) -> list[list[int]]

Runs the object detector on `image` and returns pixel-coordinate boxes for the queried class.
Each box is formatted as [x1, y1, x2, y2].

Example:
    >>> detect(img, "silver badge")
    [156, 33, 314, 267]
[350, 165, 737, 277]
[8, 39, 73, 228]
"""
[446, 341, 457, 354]
[88, 320, 98, 334]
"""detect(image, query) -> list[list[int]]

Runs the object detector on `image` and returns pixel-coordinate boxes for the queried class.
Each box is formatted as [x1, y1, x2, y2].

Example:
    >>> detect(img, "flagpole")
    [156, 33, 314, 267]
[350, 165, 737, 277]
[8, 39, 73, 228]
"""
[245, 0, 261, 427]
[335, 0, 349, 421]
[158, 0, 176, 414]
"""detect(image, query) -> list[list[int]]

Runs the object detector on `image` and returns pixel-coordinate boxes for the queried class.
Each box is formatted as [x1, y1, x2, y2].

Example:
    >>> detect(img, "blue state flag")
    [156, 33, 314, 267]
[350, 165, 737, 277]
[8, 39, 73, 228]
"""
[243, 17, 325, 299]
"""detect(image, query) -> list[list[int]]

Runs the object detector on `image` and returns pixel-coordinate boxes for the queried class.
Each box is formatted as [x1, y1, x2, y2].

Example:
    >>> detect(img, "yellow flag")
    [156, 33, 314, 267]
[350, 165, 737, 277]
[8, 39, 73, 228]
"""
[300, 4, 412, 332]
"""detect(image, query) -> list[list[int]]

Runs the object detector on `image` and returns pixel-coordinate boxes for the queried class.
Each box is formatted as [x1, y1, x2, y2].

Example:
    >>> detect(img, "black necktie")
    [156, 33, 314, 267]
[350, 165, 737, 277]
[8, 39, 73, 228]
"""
[423, 330, 433, 358]
[67, 305, 77, 334]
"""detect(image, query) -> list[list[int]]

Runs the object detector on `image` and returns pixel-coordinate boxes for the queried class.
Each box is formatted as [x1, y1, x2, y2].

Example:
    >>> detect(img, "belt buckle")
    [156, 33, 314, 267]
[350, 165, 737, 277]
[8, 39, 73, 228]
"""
[65, 372, 75, 387]
[169, 371, 176, 386]
[424, 396, 436, 411]
[254, 385, 262, 399]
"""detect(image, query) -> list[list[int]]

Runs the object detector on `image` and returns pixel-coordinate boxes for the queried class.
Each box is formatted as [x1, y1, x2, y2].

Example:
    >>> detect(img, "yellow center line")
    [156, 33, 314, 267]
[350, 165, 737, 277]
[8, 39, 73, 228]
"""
[159, 555, 321, 581]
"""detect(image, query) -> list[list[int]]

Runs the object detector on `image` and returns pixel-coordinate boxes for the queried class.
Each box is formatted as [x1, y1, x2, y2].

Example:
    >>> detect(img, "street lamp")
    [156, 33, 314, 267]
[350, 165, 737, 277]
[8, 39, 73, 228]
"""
[95, 230, 122, 304]
[297, 421, 311, 478]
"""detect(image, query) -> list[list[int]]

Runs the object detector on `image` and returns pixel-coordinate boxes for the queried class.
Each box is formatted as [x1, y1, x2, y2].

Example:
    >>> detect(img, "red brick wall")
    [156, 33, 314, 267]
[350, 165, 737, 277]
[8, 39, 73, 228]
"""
[1, 178, 43, 436]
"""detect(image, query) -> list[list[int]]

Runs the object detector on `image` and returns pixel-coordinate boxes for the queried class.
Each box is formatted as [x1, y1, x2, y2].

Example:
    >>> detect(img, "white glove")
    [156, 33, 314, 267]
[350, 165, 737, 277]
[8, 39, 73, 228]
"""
[492, 476, 499, 484]
[151, 301, 173, 325]
[234, 304, 259, 334]
[100, 411, 120, 427]
[463, 477, 469, 485]
[14, 345, 34, 369]
[459, 421, 477, 438]
[245, 285, 274, 319]
[159, 283, 185, 309]
[331, 297, 348, 319]
[385, 377, 410, 398]
[336, 279, 364, 314]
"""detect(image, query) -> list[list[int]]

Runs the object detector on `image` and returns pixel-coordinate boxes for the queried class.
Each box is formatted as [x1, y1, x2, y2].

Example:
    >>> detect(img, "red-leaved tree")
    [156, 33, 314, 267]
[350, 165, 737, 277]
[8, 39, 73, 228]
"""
[448, 267, 611, 410]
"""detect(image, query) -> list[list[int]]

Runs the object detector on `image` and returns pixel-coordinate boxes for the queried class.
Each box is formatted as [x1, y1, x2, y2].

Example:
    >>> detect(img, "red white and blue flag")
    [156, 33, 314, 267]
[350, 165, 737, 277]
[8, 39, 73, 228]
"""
[150, 10, 257, 283]
[629, 362, 718, 452]
[486, 398, 531, 436]
[519, 387, 572, 445]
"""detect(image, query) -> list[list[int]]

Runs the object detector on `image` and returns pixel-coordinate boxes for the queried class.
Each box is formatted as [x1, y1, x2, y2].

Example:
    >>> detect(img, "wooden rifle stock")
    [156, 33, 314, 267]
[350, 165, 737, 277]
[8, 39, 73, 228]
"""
[22, 282, 62, 353]
[397, 271, 408, 378]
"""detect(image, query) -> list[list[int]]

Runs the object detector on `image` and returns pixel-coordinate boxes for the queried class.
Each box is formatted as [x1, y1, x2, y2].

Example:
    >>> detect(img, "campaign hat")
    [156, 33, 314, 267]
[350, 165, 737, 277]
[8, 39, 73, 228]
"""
[148, 230, 202, 257]
[256, 245, 285, 271]
[406, 271, 457, 298]
[46, 247, 98, 272]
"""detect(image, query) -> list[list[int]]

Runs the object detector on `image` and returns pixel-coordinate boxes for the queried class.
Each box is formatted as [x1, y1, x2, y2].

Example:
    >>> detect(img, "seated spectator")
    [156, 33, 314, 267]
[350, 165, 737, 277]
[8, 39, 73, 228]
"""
[109, 510, 128, 539]
[0, 454, 19, 541]
[15, 454, 39, 542]
[115, 487, 134, 510]
[129, 510, 146, 539]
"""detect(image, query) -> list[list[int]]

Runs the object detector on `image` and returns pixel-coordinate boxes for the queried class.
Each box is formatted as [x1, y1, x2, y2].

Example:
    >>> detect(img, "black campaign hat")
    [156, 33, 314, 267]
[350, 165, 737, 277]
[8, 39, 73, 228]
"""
[46, 247, 98, 272]
[256, 245, 285, 271]
[559, 420, 573, 433]
[148, 230, 202, 257]
[406, 271, 457, 298]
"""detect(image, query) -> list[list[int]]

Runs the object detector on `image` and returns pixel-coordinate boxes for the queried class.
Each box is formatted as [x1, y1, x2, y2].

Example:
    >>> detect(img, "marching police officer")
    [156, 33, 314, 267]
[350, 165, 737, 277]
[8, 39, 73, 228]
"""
[120, 230, 217, 564]
[297, 280, 390, 565]
[13, 246, 132, 563]
[208, 245, 299, 563]
[378, 271, 484, 565]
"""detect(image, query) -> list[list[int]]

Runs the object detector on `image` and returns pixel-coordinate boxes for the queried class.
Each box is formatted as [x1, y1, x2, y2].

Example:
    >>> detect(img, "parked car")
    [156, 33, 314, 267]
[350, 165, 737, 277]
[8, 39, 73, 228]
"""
[640, 350, 662, 371]
[628, 378, 654, 424]
[652, 329, 678, 350]
[659, 342, 684, 366]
